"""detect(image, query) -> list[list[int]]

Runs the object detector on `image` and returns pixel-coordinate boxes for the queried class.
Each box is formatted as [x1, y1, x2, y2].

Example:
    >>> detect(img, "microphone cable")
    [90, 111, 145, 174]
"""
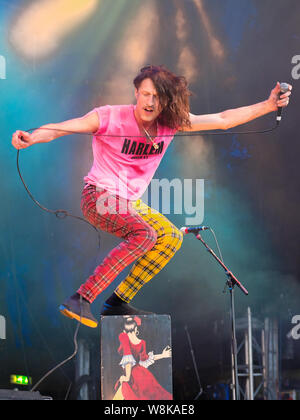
[30, 295, 83, 395]
[16, 146, 102, 248]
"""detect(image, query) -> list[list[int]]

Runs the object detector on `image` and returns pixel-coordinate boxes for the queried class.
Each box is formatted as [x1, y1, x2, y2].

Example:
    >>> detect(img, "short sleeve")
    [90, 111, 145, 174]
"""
[118, 332, 136, 369]
[139, 352, 155, 369]
[118, 332, 132, 356]
[138, 341, 155, 369]
[93, 105, 111, 136]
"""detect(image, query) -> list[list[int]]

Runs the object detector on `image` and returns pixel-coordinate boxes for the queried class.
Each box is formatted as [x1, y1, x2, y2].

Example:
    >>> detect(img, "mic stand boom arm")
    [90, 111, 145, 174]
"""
[194, 232, 249, 401]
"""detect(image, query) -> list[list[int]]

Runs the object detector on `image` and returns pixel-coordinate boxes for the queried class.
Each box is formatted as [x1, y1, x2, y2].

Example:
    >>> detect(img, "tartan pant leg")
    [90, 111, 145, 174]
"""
[77, 186, 157, 303]
[114, 200, 183, 303]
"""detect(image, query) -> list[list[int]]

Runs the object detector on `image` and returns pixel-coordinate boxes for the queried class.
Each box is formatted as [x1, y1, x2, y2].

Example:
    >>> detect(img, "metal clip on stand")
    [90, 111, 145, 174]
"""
[195, 231, 249, 401]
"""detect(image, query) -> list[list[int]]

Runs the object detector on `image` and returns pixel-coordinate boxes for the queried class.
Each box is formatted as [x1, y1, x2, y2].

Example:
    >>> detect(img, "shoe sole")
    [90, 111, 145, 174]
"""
[59, 305, 98, 328]
[101, 309, 154, 316]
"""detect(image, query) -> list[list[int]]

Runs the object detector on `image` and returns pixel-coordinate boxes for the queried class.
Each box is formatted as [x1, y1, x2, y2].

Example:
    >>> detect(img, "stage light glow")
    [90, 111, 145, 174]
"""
[193, 0, 226, 61]
[101, 1, 159, 104]
[9, 0, 98, 60]
[174, 4, 197, 82]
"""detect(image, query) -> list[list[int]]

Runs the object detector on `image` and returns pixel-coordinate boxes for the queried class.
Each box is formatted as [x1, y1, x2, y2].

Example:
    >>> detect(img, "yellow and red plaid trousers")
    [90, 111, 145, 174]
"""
[77, 184, 183, 303]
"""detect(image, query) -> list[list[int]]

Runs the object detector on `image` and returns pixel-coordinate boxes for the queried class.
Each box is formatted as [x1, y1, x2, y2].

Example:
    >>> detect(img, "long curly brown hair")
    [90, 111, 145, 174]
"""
[133, 65, 192, 130]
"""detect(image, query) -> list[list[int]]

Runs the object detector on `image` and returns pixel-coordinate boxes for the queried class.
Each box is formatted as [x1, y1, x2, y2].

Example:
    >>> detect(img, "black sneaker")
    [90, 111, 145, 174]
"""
[101, 301, 154, 316]
[59, 293, 98, 328]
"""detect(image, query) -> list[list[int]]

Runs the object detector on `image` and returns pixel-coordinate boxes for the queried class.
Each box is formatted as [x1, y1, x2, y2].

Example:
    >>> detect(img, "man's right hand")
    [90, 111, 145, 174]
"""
[12, 130, 33, 149]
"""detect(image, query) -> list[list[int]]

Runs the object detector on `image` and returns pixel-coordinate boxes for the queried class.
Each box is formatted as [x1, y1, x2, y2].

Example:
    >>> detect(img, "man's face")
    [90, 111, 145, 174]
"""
[135, 78, 162, 125]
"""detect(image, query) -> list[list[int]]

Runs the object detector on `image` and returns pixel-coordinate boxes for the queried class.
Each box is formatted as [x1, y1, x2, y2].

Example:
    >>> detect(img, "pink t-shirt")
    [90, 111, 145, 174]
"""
[84, 104, 177, 200]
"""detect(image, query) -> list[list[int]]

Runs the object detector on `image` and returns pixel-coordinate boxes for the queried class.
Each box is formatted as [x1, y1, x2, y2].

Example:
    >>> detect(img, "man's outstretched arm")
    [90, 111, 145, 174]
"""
[182, 82, 292, 132]
[12, 110, 99, 150]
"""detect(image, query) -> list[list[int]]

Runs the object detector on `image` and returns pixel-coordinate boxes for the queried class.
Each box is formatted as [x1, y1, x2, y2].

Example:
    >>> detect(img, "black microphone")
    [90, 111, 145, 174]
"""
[276, 82, 289, 125]
[180, 226, 210, 235]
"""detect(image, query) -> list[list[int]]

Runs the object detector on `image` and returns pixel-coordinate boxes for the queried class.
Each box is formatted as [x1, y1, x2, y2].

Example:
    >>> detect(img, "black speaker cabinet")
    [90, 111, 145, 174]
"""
[0, 389, 52, 400]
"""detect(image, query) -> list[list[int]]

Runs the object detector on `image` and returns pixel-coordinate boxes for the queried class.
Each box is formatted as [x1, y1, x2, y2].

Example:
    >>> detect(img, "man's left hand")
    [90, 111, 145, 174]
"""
[268, 82, 292, 112]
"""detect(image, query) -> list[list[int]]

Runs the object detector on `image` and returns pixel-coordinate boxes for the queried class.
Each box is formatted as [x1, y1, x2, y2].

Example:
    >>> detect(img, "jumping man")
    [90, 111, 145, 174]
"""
[12, 65, 292, 328]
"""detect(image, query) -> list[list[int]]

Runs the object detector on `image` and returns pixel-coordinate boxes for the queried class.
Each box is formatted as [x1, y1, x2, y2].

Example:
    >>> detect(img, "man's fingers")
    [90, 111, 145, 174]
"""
[275, 82, 293, 95]
[20, 136, 29, 143]
[277, 97, 290, 107]
[12, 131, 31, 149]
[20, 131, 30, 142]
[277, 83, 292, 108]
[280, 90, 292, 99]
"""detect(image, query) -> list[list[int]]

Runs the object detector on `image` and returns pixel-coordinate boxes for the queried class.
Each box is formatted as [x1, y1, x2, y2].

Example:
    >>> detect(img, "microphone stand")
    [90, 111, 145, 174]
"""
[195, 232, 249, 401]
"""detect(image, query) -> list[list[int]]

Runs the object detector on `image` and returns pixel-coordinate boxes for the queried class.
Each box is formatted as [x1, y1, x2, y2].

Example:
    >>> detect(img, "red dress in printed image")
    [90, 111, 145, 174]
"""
[116, 332, 172, 400]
